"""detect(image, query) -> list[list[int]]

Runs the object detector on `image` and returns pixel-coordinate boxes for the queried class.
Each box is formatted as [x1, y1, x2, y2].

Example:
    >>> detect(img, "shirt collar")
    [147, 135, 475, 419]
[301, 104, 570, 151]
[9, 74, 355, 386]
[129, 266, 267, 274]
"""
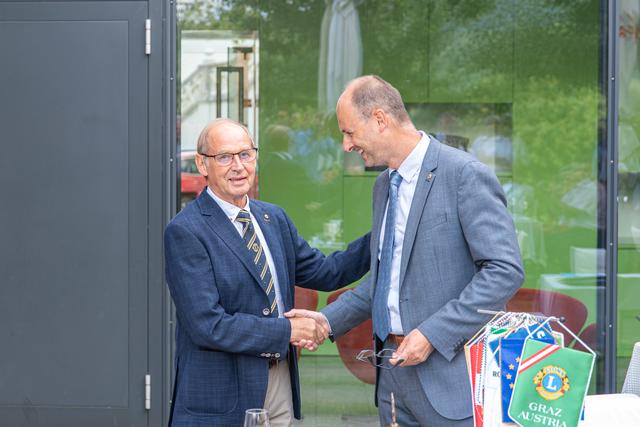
[392, 131, 430, 184]
[206, 186, 250, 221]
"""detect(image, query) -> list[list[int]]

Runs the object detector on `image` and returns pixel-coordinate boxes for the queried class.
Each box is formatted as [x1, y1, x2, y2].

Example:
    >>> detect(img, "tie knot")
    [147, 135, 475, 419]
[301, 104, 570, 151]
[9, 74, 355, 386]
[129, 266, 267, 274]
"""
[390, 170, 402, 189]
[236, 209, 251, 223]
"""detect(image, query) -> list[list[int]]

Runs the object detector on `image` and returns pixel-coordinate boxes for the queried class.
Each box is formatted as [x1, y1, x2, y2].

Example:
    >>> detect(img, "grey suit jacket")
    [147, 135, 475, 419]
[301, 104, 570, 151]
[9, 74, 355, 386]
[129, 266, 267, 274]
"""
[323, 137, 524, 420]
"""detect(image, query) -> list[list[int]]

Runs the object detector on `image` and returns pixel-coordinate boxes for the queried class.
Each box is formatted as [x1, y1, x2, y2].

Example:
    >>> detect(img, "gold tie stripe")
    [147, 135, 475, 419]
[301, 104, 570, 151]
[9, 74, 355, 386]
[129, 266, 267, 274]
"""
[236, 210, 279, 316]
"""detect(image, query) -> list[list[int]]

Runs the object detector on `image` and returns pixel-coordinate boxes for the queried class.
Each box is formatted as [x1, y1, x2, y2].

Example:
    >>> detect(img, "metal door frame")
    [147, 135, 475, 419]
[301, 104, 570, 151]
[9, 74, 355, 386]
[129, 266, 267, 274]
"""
[604, 0, 619, 394]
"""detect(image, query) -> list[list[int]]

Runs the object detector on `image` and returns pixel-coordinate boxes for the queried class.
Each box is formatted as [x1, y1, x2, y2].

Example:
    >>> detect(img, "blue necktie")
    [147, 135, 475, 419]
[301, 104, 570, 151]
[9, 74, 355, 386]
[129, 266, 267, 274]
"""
[373, 170, 402, 341]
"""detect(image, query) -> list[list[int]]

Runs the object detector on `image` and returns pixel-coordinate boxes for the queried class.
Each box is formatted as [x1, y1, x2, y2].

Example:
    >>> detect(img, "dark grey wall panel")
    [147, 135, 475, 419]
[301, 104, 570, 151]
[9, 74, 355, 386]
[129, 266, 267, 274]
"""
[0, 2, 150, 425]
[0, 19, 129, 407]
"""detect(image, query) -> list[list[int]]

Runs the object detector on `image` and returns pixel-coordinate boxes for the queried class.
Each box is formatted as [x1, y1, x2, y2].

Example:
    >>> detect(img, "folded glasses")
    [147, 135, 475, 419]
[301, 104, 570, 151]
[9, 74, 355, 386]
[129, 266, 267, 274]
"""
[356, 348, 405, 369]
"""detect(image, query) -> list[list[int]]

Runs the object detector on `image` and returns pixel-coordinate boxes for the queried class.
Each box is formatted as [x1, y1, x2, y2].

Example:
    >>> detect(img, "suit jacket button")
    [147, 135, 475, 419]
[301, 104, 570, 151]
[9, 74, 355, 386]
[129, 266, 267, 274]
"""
[262, 308, 270, 316]
[275, 353, 280, 358]
[265, 353, 272, 357]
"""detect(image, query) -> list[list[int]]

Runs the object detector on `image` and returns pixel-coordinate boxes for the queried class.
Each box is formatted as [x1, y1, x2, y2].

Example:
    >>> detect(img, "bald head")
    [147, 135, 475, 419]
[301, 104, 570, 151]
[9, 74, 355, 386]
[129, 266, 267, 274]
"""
[341, 75, 411, 124]
[196, 118, 253, 155]
[336, 75, 421, 170]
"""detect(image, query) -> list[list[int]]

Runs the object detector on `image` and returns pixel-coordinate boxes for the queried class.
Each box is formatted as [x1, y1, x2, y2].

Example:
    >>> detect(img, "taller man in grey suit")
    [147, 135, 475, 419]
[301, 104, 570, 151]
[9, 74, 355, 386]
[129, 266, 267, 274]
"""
[287, 76, 524, 426]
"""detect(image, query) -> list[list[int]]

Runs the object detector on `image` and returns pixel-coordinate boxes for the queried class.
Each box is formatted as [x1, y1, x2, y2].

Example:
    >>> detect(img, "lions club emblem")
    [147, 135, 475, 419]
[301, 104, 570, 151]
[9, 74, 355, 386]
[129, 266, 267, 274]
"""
[533, 365, 570, 400]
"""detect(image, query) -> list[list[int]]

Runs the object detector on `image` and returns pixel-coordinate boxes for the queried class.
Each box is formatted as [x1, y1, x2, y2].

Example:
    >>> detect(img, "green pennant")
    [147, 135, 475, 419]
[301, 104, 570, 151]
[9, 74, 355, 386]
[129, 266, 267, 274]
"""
[508, 339, 594, 427]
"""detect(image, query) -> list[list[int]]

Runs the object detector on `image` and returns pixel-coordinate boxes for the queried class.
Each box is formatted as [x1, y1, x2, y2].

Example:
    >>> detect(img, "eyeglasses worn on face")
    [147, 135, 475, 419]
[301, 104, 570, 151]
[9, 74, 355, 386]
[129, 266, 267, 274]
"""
[356, 349, 405, 369]
[199, 147, 258, 166]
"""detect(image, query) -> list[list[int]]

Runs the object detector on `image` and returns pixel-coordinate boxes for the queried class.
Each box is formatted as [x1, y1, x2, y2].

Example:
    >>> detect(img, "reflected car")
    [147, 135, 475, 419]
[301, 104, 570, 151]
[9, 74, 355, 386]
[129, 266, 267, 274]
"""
[181, 150, 206, 208]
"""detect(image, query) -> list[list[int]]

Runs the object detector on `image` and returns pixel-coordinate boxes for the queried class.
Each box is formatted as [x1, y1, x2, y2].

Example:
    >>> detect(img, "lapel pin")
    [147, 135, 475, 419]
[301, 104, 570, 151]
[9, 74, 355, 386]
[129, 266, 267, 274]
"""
[427, 172, 433, 182]
[263, 213, 270, 222]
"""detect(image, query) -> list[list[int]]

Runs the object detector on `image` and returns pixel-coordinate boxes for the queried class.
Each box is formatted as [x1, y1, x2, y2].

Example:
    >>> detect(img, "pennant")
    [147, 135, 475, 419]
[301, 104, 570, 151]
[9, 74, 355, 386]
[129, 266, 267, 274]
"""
[501, 324, 555, 422]
[468, 340, 485, 427]
[483, 330, 507, 426]
[551, 331, 564, 347]
[508, 339, 595, 427]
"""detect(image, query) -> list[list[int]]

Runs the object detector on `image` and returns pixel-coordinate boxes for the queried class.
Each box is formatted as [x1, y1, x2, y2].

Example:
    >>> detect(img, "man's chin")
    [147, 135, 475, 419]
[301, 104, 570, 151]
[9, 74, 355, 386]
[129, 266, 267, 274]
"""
[230, 184, 251, 196]
[363, 158, 383, 168]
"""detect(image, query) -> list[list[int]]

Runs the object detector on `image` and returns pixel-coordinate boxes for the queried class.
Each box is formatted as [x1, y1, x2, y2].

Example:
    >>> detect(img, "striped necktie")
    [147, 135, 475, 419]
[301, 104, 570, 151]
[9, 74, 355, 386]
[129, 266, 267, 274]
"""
[373, 170, 403, 341]
[236, 210, 279, 317]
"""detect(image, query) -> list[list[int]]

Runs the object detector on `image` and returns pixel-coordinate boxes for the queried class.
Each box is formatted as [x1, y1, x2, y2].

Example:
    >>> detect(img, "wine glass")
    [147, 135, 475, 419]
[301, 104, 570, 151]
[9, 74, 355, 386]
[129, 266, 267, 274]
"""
[244, 408, 270, 427]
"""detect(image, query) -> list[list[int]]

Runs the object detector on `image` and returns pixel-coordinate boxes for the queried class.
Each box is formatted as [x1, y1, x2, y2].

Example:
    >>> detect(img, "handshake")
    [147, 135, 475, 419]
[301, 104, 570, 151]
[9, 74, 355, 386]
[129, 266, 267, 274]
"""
[284, 308, 435, 366]
[285, 309, 330, 351]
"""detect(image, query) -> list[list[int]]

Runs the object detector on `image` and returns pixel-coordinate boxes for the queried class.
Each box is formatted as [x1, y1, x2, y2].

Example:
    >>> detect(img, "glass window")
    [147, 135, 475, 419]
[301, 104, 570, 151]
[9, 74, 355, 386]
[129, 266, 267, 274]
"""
[176, 0, 610, 421]
[617, 0, 640, 391]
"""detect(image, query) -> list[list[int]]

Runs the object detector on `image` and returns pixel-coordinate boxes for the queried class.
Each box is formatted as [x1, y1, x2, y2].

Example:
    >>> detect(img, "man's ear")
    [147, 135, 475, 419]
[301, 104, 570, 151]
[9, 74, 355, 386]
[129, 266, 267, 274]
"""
[195, 154, 209, 177]
[372, 108, 388, 132]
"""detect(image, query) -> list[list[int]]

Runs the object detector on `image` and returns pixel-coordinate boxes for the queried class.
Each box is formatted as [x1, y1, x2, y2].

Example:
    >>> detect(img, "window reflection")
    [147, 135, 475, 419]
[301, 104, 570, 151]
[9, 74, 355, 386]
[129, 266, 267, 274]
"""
[179, 150, 206, 209]
[178, 29, 259, 207]
[176, 0, 616, 416]
[617, 0, 640, 390]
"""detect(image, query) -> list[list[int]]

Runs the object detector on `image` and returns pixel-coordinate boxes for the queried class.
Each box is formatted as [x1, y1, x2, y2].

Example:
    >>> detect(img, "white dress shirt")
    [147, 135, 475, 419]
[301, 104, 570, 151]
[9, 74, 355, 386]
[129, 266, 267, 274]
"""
[207, 187, 284, 317]
[378, 131, 430, 334]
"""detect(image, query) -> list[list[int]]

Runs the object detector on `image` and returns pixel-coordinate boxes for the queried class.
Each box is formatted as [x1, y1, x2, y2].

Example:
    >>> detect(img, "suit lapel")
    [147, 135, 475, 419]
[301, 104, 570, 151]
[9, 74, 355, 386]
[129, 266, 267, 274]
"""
[250, 202, 291, 308]
[197, 192, 264, 289]
[399, 138, 441, 288]
[370, 171, 390, 286]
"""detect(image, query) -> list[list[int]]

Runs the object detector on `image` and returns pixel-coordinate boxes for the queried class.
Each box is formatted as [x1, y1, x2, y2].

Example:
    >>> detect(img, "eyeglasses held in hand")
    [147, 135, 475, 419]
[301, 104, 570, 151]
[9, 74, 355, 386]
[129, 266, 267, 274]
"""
[199, 147, 258, 166]
[356, 348, 405, 369]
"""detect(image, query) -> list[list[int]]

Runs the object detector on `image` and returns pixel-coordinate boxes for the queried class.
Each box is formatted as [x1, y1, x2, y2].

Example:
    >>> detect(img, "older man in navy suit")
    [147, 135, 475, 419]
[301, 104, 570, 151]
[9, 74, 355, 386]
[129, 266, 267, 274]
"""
[164, 118, 370, 427]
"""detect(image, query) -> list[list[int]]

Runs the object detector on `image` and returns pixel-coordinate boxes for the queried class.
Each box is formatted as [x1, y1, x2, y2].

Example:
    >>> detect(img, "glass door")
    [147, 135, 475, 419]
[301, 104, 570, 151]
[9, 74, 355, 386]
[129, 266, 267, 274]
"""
[175, 1, 611, 423]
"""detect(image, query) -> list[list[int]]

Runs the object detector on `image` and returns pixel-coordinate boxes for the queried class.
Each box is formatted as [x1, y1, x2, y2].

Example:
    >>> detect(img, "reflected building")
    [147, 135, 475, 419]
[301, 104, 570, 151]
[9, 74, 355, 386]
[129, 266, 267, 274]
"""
[173, 3, 640, 415]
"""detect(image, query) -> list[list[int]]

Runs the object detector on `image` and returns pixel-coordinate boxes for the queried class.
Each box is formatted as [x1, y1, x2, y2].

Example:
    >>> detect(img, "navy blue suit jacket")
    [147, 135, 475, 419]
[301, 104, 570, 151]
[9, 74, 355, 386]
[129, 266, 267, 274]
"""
[165, 191, 370, 426]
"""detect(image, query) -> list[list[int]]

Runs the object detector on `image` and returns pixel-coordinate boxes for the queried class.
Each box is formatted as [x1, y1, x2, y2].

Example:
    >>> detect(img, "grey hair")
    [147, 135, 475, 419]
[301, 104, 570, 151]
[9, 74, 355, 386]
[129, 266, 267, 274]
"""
[349, 75, 410, 123]
[196, 118, 253, 155]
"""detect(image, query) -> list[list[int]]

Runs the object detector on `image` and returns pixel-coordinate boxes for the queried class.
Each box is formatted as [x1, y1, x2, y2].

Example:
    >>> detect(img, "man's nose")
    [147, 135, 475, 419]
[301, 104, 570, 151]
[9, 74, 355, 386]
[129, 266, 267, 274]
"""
[342, 137, 353, 153]
[230, 154, 244, 169]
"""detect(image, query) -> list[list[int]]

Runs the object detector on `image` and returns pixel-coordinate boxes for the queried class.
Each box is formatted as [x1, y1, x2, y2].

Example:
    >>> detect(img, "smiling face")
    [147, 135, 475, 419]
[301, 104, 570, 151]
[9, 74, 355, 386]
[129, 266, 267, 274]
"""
[195, 122, 256, 208]
[336, 94, 387, 168]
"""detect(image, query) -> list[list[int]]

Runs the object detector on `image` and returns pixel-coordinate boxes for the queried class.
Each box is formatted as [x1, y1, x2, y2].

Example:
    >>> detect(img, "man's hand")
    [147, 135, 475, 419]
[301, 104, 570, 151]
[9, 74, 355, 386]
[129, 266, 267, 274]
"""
[288, 316, 327, 351]
[389, 328, 433, 367]
[285, 309, 331, 351]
